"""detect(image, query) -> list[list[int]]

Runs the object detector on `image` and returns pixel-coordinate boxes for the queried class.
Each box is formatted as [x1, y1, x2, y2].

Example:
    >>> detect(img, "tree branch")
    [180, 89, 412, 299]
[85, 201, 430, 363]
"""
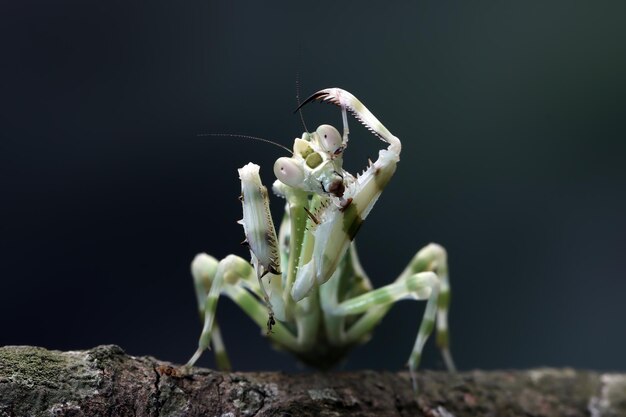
[0, 345, 624, 416]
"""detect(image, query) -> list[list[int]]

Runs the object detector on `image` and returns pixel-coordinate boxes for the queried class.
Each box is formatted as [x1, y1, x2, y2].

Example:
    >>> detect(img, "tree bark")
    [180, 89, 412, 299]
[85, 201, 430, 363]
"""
[0, 345, 624, 417]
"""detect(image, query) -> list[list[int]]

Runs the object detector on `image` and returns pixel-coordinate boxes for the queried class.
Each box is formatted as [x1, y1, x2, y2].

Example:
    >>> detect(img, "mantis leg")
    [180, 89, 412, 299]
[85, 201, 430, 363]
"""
[187, 253, 300, 368]
[325, 243, 455, 390]
[395, 243, 454, 373]
[190, 253, 231, 370]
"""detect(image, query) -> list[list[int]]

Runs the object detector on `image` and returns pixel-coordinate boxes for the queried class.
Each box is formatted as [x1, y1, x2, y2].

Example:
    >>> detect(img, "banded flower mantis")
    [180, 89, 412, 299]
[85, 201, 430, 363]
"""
[187, 88, 456, 390]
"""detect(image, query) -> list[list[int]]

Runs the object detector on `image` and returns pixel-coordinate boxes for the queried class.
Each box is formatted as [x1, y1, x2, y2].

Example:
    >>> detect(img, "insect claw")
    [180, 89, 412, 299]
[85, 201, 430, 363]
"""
[240, 238, 249, 247]
[293, 91, 329, 113]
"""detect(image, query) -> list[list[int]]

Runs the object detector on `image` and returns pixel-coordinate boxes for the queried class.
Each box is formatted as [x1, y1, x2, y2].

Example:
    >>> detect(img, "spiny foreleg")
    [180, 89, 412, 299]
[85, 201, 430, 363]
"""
[291, 88, 402, 300]
[298, 88, 401, 155]
[238, 163, 285, 329]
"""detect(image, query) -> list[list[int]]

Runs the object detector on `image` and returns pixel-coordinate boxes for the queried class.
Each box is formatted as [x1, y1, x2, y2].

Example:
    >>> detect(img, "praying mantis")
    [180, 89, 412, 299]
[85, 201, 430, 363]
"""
[186, 88, 456, 390]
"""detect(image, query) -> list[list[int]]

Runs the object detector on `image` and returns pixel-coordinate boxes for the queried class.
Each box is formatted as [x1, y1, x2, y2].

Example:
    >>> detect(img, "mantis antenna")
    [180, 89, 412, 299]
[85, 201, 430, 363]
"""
[295, 45, 309, 134]
[296, 72, 309, 133]
[197, 133, 293, 155]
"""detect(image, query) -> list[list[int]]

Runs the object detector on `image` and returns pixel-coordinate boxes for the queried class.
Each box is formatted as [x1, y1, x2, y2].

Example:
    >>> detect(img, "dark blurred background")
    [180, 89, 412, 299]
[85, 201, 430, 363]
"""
[1, 1, 625, 373]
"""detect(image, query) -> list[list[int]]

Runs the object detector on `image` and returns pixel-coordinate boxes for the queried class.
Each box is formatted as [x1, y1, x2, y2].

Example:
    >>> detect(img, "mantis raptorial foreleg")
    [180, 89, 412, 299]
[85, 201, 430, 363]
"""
[290, 89, 402, 301]
[238, 163, 286, 329]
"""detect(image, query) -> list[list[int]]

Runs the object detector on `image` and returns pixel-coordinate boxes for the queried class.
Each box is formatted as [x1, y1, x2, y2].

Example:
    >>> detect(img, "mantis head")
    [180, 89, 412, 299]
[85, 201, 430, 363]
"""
[273, 124, 348, 198]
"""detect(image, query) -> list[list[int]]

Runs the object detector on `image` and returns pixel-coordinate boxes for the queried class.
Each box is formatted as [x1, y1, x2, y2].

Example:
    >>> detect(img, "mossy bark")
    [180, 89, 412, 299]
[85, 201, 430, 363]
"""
[0, 345, 624, 416]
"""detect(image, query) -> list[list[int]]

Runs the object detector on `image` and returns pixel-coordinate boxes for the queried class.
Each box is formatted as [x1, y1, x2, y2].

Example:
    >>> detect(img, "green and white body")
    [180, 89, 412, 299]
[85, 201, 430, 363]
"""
[187, 88, 455, 390]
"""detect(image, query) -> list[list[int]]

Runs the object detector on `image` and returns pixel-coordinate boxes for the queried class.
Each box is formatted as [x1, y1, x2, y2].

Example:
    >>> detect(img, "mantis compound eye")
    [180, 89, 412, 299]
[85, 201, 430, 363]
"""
[274, 157, 305, 188]
[316, 125, 343, 155]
